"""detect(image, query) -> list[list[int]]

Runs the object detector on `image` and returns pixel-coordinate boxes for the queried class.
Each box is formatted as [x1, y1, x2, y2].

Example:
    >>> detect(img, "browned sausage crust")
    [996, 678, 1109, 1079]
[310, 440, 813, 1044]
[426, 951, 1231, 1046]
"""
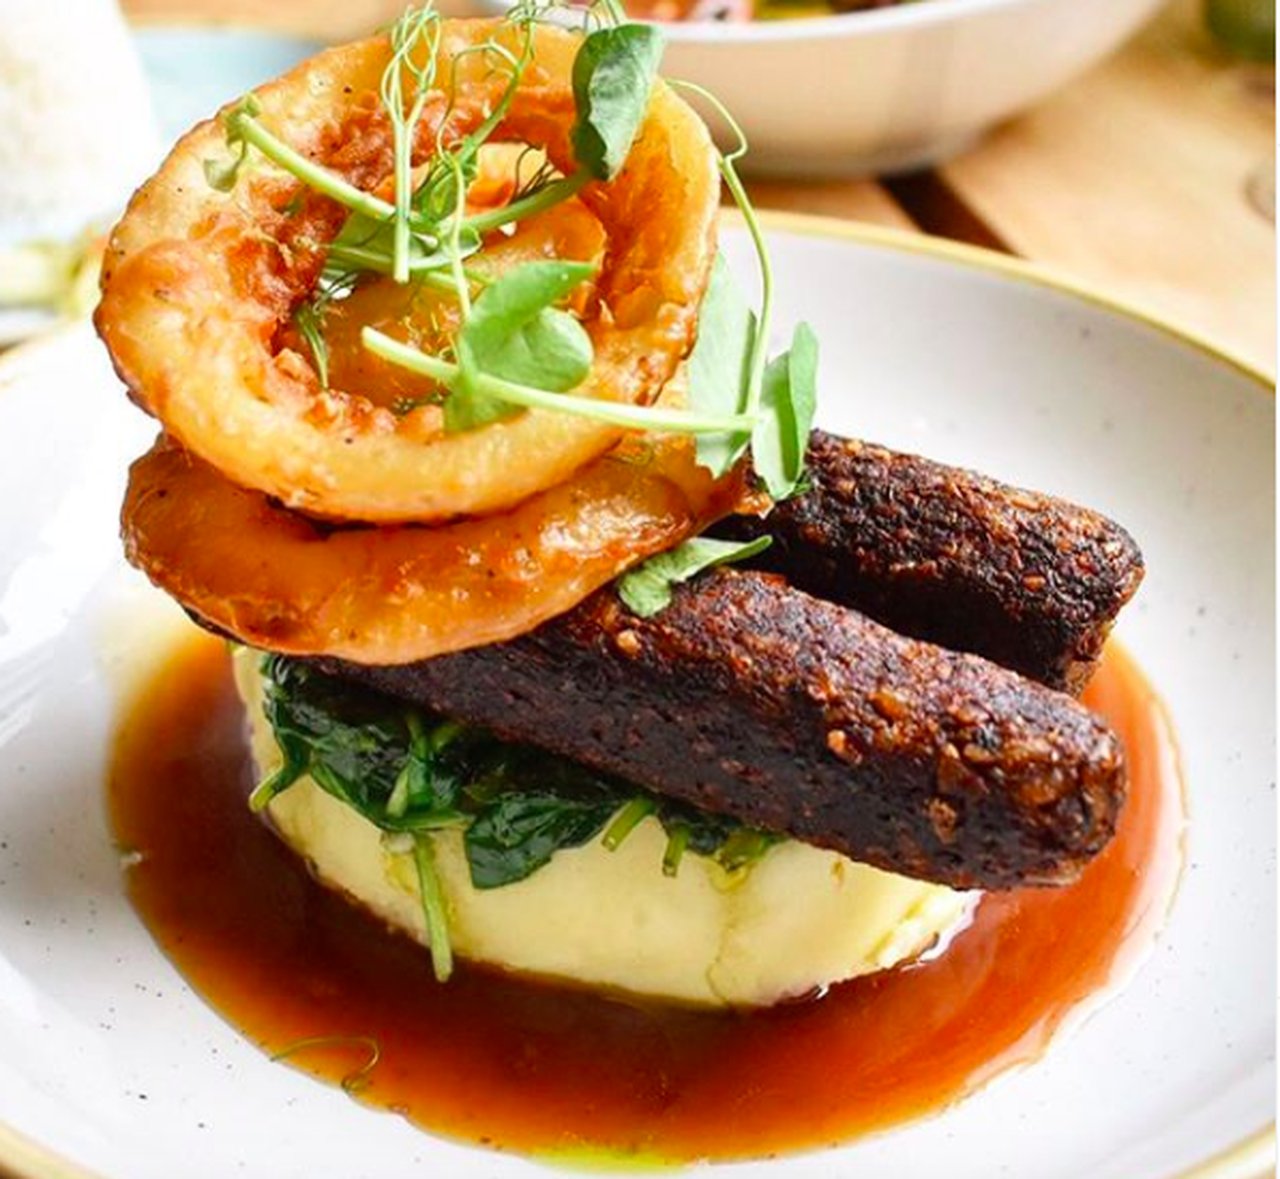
[713, 432, 1145, 693]
[316, 570, 1126, 891]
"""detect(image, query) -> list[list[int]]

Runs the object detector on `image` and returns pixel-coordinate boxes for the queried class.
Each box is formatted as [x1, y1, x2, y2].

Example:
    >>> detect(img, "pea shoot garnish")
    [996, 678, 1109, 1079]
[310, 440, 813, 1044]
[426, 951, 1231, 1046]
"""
[201, 0, 820, 500]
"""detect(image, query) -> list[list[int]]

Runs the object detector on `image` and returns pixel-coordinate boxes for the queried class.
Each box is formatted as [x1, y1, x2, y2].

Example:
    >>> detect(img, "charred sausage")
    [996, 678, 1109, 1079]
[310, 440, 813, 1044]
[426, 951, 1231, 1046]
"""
[317, 570, 1126, 891]
[714, 432, 1144, 692]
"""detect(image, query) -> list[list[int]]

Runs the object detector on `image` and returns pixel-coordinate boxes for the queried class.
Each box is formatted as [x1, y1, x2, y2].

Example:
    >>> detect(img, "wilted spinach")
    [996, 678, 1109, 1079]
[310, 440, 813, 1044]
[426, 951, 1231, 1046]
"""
[253, 655, 775, 902]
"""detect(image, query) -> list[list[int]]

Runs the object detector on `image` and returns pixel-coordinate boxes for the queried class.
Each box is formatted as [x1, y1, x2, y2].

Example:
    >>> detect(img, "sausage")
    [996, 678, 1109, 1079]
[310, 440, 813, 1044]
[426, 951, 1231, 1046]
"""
[713, 432, 1144, 692]
[315, 570, 1126, 891]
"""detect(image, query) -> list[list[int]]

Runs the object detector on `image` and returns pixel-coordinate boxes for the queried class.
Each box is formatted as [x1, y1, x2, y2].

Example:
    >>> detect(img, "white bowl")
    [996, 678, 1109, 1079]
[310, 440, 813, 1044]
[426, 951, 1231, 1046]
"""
[475, 0, 1166, 175]
[669, 0, 1167, 175]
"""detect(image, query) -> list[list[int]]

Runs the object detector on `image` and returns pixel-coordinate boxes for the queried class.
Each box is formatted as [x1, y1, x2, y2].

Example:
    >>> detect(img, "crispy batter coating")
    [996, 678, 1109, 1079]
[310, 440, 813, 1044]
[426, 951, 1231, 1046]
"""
[97, 20, 719, 523]
[123, 432, 744, 664]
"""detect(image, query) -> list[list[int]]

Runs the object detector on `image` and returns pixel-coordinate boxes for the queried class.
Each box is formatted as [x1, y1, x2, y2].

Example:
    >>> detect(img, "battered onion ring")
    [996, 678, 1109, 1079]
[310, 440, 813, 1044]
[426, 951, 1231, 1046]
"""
[123, 433, 745, 665]
[97, 20, 720, 524]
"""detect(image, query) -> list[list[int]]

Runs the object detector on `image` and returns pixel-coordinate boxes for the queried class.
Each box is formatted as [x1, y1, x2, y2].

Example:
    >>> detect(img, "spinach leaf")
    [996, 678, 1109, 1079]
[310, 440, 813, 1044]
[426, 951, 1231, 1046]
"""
[260, 655, 410, 813]
[253, 654, 778, 900]
[465, 793, 618, 889]
[712, 827, 778, 873]
[616, 535, 771, 618]
[686, 255, 756, 477]
[751, 321, 819, 499]
[653, 798, 738, 876]
[620, 795, 775, 878]
[256, 655, 466, 829]
[412, 835, 453, 982]
[447, 259, 596, 431]
[659, 798, 739, 858]
[571, 24, 665, 181]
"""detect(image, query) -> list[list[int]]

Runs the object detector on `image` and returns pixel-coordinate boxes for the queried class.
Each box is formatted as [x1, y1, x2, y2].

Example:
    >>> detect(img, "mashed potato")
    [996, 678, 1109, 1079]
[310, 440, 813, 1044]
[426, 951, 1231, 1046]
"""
[235, 649, 972, 1007]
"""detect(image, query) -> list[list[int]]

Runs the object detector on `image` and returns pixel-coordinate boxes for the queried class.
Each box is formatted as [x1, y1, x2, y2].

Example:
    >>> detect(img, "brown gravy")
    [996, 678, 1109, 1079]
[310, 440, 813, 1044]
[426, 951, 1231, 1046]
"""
[108, 635, 1182, 1164]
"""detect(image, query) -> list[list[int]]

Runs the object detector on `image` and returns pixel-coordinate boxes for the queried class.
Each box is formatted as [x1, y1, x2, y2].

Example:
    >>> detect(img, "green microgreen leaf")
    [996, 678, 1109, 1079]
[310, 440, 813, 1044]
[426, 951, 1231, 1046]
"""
[511, 148, 560, 202]
[203, 6, 820, 504]
[751, 320, 819, 499]
[289, 267, 360, 391]
[202, 149, 247, 193]
[686, 255, 757, 477]
[449, 313, 589, 429]
[570, 23, 665, 180]
[480, 304, 592, 391]
[403, 23, 543, 243]
[202, 94, 261, 192]
[363, 327, 757, 435]
[448, 259, 595, 430]
[442, 152, 475, 324]
[322, 212, 480, 284]
[616, 535, 772, 618]
[462, 170, 591, 235]
[670, 77, 819, 498]
[221, 99, 438, 240]
[420, 31, 527, 223]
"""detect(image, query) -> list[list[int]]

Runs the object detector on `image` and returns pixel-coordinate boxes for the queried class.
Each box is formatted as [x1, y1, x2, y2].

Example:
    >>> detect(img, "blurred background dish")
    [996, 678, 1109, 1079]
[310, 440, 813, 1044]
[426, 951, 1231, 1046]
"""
[468, 0, 1169, 175]
[0, 21, 320, 348]
[0, 0, 157, 245]
[133, 25, 321, 140]
[0, 0, 159, 344]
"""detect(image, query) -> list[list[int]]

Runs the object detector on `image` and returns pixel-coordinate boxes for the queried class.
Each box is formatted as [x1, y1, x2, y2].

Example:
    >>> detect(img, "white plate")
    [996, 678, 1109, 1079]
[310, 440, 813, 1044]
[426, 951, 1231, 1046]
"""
[0, 218, 1272, 1179]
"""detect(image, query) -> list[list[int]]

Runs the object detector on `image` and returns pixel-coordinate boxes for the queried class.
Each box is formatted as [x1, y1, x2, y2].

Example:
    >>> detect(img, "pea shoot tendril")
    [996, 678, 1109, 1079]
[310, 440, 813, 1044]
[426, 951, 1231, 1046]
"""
[203, 0, 817, 494]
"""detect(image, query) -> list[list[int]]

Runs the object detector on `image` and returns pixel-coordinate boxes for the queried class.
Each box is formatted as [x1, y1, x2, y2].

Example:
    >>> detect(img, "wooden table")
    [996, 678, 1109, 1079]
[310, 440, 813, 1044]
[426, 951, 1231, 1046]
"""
[124, 0, 1277, 376]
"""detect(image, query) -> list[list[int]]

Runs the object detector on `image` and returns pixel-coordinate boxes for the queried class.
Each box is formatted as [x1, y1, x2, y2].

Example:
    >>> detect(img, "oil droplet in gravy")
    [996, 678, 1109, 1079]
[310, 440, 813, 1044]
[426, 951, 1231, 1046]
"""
[108, 634, 1183, 1163]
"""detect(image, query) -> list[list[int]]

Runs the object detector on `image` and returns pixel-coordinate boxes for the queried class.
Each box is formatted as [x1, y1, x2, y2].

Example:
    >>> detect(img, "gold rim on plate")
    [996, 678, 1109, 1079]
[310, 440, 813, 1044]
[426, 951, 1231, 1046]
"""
[741, 211, 1274, 389]
[0, 212, 1271, 1179]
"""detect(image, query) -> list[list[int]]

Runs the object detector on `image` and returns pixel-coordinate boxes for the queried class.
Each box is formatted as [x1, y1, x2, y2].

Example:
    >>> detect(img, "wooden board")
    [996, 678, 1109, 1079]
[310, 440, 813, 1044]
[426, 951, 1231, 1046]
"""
[941, 0, 1276, 374]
